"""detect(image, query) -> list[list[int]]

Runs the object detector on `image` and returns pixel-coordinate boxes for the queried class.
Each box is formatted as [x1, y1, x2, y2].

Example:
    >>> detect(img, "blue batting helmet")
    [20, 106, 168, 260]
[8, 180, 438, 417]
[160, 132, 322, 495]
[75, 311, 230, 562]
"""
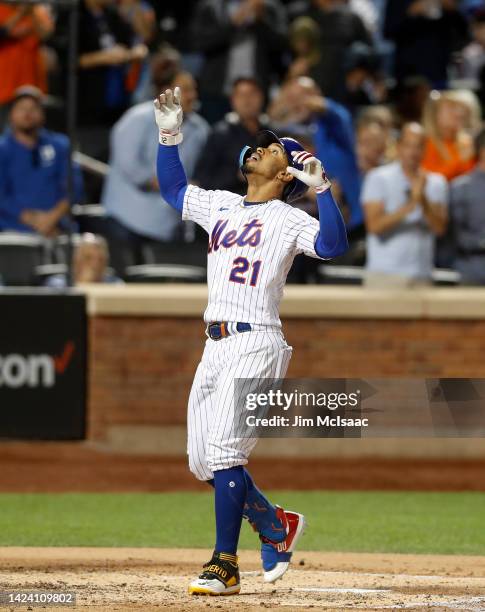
[239, 130, 308, 202]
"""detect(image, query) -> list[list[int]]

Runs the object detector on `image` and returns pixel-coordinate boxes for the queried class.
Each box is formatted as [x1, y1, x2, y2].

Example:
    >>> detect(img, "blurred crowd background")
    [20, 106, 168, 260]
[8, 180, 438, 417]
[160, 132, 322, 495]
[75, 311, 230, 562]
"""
[1, 0, 485, 288]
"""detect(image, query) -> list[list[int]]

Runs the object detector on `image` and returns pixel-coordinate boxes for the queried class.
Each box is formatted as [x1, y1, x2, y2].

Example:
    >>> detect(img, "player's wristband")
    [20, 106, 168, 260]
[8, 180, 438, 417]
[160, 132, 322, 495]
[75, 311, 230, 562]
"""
[159, 129, 183, 146]
[315, 168, 331, 194]
[315, 182, 331, 195]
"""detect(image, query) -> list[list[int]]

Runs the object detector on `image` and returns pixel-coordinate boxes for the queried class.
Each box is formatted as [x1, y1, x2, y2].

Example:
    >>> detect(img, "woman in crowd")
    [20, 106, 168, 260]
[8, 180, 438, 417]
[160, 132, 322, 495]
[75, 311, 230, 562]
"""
[421, 89, 481, 181]
[286, 16, 321, 81]
[0, 2, 53, 128]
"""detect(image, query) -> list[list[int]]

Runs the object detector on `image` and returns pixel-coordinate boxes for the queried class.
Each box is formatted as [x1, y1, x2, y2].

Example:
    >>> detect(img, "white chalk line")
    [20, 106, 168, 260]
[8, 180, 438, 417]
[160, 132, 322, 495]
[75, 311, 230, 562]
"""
[155, 573, 485, 610]
[284, 568, 485, 583]
[278, 598, 485, 611]
[294, 587, 391, 594]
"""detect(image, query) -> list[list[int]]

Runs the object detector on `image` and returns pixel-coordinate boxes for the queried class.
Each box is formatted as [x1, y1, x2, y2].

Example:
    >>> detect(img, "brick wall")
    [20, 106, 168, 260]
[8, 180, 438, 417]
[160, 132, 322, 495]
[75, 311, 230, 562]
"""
[87, 316, 485, 440]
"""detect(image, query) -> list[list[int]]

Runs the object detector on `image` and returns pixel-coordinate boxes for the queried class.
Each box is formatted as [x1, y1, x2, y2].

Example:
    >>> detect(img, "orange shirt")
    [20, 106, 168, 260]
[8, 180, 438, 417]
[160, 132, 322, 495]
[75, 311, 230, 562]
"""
[422, 137, 475, 181]
[0, 5, 53, 104]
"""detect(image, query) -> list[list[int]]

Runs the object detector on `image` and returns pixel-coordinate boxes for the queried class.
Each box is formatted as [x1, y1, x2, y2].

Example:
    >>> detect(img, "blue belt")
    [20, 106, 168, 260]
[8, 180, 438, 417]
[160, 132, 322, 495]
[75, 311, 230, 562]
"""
[206, 322, 252, 341]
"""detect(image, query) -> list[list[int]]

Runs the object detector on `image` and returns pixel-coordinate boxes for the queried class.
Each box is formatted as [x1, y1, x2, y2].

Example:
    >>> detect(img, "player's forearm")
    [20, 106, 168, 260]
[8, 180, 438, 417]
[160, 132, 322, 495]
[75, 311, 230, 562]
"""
[314, 189, 348, 258]
[156, 145, 187, 213]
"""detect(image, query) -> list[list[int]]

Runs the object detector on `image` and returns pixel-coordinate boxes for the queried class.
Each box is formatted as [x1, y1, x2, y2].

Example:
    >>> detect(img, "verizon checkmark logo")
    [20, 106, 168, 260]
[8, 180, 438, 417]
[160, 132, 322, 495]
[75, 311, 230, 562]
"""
[0, 341, 76, 388]
[54, 341, 75, 374]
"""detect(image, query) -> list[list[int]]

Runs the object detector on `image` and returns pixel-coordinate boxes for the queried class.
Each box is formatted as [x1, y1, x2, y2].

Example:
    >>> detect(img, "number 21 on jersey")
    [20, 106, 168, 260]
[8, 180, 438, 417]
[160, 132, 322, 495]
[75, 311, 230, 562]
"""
[229, 257, 262, 287]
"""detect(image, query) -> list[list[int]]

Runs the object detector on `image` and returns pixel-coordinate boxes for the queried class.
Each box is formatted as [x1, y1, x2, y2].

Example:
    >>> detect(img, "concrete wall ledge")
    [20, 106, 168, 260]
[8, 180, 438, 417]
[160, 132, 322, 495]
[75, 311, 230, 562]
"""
[81, 284, 485, 320]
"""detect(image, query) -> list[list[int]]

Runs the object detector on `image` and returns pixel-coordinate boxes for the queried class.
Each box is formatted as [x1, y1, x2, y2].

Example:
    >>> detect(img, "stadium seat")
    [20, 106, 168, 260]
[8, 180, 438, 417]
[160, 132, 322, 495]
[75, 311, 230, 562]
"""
[0, 233, 45, 286]
[35, 263, 68, 286]
[71, 204, 109, 235]
[431, 269, 462, 286]
[318, 265, 364, 285]
[318, 265, 462, 286]
[141, 239, 208, 268]
[52, 233, 86, 265]
[124, 264, 206, 283]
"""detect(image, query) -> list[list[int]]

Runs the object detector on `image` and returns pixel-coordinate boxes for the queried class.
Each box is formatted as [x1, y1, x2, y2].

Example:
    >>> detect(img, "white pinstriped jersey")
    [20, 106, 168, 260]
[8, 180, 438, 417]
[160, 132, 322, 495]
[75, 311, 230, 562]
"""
[183, 185, 323, 327]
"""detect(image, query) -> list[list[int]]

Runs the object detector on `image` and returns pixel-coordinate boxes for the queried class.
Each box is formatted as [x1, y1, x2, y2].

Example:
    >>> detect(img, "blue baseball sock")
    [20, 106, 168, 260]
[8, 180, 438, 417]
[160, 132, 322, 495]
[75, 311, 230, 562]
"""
[207, 470, 285, 543]
[213, 466, 247, 555]
[243, 469, 286, 542]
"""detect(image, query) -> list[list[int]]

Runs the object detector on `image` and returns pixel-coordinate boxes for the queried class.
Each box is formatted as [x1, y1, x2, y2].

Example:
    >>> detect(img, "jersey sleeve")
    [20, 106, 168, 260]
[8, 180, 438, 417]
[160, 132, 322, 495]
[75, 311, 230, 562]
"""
[182, 184, 214, 233]
[286, 207, 322, 259]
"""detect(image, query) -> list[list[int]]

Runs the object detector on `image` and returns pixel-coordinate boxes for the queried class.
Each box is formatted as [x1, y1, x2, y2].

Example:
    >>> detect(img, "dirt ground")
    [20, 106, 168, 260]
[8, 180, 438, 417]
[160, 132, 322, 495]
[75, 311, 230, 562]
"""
[1, 547, 485, 611]
[1, 442, 485, 492]
[1, 443, 485, 611]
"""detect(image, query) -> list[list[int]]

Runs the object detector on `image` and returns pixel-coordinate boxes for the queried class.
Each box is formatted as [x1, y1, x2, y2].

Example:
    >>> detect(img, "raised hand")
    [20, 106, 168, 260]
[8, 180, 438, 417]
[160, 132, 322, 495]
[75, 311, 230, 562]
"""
[154, 87, 184, 145]
[286, 150, 332, 194]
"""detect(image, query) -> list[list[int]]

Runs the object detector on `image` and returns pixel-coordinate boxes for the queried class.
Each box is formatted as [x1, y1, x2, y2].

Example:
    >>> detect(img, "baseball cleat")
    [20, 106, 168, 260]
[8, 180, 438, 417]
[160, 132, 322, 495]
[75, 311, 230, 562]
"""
[188, 551, 241, 596]
[260, 506, 306, 583]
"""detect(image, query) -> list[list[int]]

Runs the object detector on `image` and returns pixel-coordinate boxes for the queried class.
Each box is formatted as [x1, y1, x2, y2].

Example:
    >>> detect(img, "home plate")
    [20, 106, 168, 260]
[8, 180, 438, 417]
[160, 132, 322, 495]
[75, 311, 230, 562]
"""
[294, 587, 391, 594]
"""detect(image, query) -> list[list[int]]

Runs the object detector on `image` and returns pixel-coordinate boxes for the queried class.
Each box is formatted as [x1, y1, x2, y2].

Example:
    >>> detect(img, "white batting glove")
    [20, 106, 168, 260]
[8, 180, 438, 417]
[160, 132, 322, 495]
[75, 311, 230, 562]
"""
[287, 150, 331, 194]
[154, 87, 183, 146]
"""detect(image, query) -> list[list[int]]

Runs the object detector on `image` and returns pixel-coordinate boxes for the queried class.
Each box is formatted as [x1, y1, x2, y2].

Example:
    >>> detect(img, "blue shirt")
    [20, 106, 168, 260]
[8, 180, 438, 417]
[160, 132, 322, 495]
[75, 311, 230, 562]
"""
[0, 130, 75, 232]
[102, 102, 210, 241]
[313, 99, 363, 229]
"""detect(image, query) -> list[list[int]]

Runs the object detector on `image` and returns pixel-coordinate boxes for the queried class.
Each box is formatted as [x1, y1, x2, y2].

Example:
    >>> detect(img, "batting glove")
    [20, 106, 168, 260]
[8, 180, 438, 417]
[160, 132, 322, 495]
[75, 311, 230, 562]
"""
[287, 150, 331, 194]
[154, 87, 183, 146]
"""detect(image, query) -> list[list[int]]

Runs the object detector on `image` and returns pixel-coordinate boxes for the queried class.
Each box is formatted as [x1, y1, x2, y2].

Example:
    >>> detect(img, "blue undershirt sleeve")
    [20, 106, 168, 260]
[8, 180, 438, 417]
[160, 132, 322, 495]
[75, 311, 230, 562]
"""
[156, 144, 188, 213]
[314, 189, 349, 258]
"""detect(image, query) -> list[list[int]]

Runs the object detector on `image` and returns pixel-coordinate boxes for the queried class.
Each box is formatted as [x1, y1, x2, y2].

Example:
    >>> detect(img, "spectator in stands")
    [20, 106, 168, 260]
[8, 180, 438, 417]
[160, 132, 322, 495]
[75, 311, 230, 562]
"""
[49, 0, 149, 201]
[342, 41, 387, 114]
[358, 105, 397, 160]
[362, 122, 448, 287]
[422, 89, 481, 181]
[0, 3, 54, 129]
[270, 76, 388, 229]
[268, 76, 319, 135]
[355, 116, 389, 175]
[302, 0, 373, 103]
[193, 77, 269, 195]
[384, 0, 469, 89]
[46, 233, 120, 287]
[450, 128, 485, 285]
[131, 43, 181, 104]
[102, 57, 209, 274]
[0, 87, 80, 236]
[117, 0, 157, 104]
[50, 0, 148, 179]
[73, 0, 148, 161]
[286, 16, 321, 81]
[349, 0, 379, 36]
[117, 0, 156, 45]
[422, 90, 480, 267]
[460, 8, 485, 86]
[191, 0, 287, 124]
[154, 2, 199, 55]
[392, 76, 431, 128]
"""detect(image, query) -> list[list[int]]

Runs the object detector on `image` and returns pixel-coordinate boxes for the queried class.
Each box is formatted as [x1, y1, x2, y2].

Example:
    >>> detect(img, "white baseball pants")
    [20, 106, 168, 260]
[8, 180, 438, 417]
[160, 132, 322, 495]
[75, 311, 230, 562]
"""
[187, 329, 292, 480]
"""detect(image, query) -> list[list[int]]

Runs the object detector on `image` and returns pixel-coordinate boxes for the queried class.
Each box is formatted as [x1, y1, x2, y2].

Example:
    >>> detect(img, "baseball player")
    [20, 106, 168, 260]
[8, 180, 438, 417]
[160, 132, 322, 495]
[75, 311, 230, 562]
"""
[154, 87, 348, 596]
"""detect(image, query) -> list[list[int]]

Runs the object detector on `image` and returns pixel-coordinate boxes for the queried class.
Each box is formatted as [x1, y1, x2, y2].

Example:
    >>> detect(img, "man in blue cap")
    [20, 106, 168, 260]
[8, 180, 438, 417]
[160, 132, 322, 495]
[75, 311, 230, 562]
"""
[154, 87, 348, 596]
[0, 86, 82, 235]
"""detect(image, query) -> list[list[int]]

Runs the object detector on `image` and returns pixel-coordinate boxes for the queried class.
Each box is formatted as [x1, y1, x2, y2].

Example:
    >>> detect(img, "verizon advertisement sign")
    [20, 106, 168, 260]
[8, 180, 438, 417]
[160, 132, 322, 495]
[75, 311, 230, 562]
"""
[0, 293, 86, 439]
